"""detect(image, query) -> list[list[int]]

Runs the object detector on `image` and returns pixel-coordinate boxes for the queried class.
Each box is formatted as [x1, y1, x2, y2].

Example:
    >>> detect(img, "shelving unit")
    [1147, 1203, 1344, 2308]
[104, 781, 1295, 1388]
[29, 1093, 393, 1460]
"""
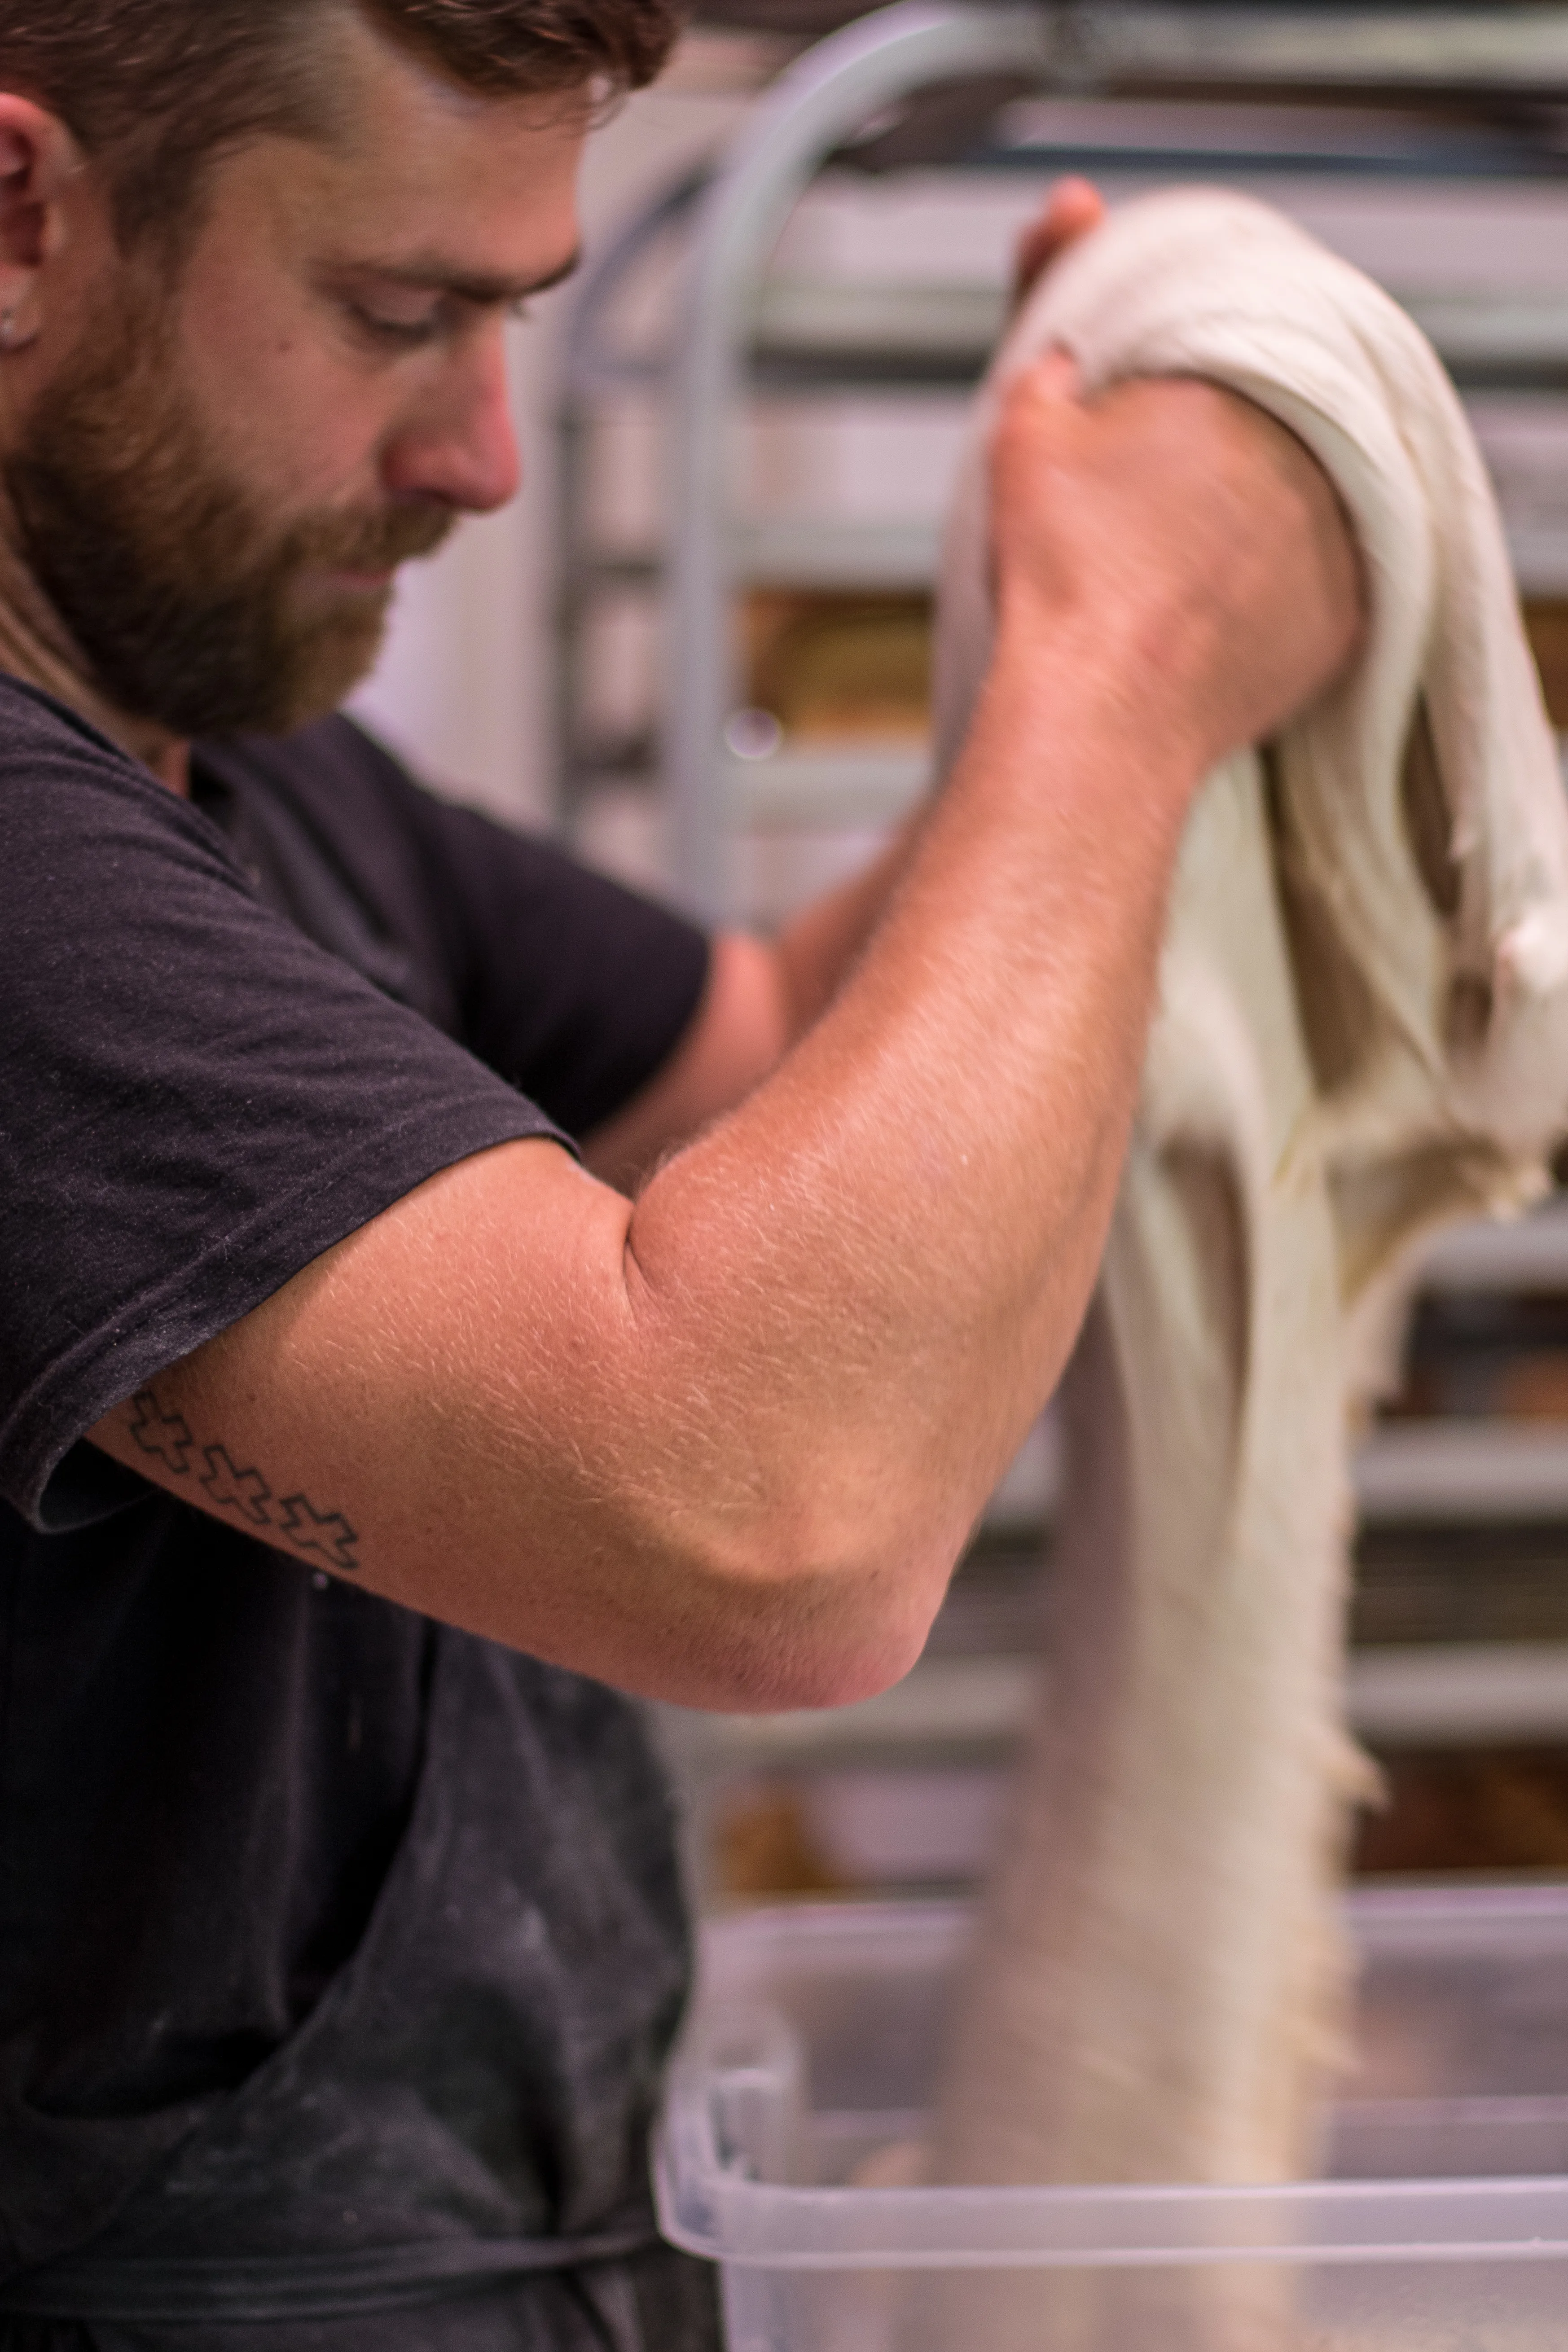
[558, 5, 1568, 1894]
[558, 0, 1568, 918]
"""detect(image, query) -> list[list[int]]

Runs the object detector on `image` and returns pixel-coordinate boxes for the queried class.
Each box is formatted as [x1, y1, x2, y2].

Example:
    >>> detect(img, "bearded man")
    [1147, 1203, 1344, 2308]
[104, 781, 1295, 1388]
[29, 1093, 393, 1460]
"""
[0, 2, 1361, 2346]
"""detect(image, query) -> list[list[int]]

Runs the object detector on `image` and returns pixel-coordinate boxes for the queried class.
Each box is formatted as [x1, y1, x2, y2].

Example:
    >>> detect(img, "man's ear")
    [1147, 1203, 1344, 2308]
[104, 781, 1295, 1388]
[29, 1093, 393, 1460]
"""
[0, 96, 87, 352]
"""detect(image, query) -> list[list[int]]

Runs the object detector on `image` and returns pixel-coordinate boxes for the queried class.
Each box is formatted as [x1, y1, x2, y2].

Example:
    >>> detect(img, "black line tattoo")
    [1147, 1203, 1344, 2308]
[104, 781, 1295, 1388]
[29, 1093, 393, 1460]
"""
[125, 1384, 361, 1572]
[127, 1389, 195, 1475]
[199, 1443, 272, 1527]
[277, 1494, 362, 1574]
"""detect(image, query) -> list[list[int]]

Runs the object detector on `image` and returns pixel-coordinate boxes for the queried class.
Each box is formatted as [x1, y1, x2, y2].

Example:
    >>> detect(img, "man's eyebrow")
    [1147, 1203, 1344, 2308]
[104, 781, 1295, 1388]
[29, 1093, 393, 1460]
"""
[349, 248, 583, 305]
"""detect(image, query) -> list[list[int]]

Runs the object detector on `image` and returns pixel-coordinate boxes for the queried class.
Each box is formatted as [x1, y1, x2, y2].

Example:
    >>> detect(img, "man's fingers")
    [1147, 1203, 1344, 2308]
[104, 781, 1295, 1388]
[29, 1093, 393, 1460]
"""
[991, 349, 1087, 521]
[1028, 345, 1084, 404]
[1011, 177, 1107, 312]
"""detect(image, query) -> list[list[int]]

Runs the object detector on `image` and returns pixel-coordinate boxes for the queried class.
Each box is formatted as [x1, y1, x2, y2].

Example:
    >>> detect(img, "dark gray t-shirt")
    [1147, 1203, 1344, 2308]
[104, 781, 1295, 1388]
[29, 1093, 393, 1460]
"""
[0, 680, 718, 2348]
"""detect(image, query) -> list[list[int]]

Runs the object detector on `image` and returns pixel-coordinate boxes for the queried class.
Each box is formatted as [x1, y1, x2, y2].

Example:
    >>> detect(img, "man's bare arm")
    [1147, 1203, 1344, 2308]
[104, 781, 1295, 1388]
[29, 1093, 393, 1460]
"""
[90, 368, 1361, 1715]
[581, 182, 1113, 1194]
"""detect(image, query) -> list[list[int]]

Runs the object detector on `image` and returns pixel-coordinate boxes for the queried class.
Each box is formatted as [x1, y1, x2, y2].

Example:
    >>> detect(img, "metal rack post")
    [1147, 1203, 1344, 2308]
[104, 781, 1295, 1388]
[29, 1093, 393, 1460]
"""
[666, 2, 1055, 916]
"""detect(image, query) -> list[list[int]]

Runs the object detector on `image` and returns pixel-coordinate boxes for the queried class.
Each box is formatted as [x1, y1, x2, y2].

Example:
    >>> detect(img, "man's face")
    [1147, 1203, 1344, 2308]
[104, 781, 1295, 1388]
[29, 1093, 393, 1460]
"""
[5, 11, 585, 740]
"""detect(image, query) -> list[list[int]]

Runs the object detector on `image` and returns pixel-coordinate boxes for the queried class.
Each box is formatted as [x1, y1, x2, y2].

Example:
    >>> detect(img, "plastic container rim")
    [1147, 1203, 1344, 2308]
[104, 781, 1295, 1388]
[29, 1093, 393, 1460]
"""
[655, 1887, 1568, 2272]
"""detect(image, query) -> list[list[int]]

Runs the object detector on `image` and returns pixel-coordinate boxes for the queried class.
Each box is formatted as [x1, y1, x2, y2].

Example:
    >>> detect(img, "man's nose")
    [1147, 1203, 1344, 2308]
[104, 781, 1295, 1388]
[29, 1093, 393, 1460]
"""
[382, 328, 522, 515]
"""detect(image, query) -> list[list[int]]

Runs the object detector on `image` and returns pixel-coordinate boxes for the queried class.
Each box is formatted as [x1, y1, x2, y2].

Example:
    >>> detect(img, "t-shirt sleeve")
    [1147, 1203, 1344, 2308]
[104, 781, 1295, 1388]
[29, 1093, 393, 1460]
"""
[0, 701, 571, 1528]
[326, 724, 713, 1141]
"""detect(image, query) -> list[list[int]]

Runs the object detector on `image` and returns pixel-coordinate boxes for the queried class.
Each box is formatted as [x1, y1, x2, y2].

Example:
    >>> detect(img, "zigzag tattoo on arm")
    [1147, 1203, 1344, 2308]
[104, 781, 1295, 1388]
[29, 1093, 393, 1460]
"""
[125, 1386, 361, 1572]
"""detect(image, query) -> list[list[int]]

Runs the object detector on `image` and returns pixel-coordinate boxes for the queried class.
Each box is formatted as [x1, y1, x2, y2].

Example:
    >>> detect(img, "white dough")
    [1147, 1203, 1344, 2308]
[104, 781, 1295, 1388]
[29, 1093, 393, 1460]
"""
[918, 190, 1568, 2351]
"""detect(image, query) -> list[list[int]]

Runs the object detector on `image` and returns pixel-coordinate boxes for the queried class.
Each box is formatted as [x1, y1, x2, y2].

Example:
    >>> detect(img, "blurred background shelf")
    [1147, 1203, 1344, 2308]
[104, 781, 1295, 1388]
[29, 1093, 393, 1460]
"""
[673, 1640, 1568, 1770]
[753, 278, 1568, 391]
[1357, 1426, 1568, 1522]
[1420, 1197, 1568, 1290]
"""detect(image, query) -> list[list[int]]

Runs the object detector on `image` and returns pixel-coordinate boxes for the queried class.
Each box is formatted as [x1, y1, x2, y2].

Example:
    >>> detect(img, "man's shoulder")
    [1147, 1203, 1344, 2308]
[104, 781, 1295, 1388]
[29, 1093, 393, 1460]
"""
[0, 671, 246, 882]
[0, 669, 144, 777]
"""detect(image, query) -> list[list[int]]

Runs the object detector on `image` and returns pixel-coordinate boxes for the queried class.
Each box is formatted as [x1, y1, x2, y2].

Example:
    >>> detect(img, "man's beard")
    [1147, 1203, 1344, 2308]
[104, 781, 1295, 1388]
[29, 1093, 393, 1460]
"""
[4, 294, 454, 742]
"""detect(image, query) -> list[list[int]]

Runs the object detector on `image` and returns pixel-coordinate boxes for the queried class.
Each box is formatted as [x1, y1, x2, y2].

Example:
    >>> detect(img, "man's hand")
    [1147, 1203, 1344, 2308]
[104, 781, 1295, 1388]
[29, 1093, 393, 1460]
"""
[989, 357, 1364, 779]
[993, 172, 1363, 775]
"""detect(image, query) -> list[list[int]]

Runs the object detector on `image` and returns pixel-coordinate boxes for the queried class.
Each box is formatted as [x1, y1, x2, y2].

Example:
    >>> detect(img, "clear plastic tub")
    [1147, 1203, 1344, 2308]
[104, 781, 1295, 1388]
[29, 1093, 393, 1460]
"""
[654, 1889, 1568, 2349]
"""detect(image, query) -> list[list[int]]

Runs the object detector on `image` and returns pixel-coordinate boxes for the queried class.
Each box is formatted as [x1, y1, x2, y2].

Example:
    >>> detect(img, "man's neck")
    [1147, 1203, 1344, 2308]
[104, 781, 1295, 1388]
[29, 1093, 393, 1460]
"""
[143, 737, 191, 794]
[0, 516, 190, 792]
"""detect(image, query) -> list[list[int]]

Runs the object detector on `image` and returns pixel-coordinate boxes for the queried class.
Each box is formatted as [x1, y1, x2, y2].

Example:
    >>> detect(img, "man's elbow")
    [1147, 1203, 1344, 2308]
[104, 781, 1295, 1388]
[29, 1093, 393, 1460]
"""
[678, 1515, 956, 1715]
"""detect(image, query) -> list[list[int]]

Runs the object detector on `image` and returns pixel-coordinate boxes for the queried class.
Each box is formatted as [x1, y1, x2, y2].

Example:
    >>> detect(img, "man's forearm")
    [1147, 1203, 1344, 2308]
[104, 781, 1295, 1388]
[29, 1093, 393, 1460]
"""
[774, 808, 925, 1042]
[618, 616, 1199, 1696]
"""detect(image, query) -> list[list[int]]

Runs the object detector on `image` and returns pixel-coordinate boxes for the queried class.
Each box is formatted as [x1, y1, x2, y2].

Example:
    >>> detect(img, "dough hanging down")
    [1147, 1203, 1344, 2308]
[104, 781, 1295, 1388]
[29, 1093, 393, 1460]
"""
[917, 190, 1568, 2351]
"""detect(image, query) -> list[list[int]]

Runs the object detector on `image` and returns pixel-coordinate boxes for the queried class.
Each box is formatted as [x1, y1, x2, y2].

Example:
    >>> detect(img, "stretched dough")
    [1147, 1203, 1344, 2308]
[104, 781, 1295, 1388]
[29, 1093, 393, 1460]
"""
[920, 190, 1568, 2351]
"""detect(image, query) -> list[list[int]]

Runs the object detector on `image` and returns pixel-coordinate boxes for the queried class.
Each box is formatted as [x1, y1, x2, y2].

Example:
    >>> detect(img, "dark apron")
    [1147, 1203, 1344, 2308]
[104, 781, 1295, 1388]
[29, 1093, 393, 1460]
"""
[0, 1629, 720, 2352]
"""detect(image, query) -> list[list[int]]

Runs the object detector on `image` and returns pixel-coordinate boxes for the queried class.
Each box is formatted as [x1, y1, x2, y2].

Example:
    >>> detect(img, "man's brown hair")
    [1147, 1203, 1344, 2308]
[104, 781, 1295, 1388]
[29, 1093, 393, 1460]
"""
[0, 0, 682, 249]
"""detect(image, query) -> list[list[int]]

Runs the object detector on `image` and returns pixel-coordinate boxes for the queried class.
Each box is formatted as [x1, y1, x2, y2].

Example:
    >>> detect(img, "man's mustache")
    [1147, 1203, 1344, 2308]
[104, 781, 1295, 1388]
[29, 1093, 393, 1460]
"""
[282, 500, 457, 577]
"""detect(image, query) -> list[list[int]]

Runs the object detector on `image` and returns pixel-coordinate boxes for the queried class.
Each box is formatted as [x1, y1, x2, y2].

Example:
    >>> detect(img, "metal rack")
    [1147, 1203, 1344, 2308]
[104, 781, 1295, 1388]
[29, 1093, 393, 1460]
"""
[558, 0, 1568, 918]
[558, 6, 1568, 1874]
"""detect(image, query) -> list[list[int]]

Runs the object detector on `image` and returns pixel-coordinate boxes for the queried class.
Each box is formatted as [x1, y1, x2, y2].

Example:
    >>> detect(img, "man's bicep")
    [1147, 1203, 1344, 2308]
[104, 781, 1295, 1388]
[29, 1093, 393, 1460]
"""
[87, 1135, 651, 1658]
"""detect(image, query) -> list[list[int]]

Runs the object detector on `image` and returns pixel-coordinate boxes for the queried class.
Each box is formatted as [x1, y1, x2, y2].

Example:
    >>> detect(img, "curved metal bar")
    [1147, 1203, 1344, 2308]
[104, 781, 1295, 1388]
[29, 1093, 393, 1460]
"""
[667, 0, 1055, 917]
[562, 164, 711, 401]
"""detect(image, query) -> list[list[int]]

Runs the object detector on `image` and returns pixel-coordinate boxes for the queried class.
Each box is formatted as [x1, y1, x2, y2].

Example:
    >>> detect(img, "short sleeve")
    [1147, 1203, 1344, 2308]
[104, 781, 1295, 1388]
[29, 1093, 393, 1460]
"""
[0, 686, 570, 1527]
